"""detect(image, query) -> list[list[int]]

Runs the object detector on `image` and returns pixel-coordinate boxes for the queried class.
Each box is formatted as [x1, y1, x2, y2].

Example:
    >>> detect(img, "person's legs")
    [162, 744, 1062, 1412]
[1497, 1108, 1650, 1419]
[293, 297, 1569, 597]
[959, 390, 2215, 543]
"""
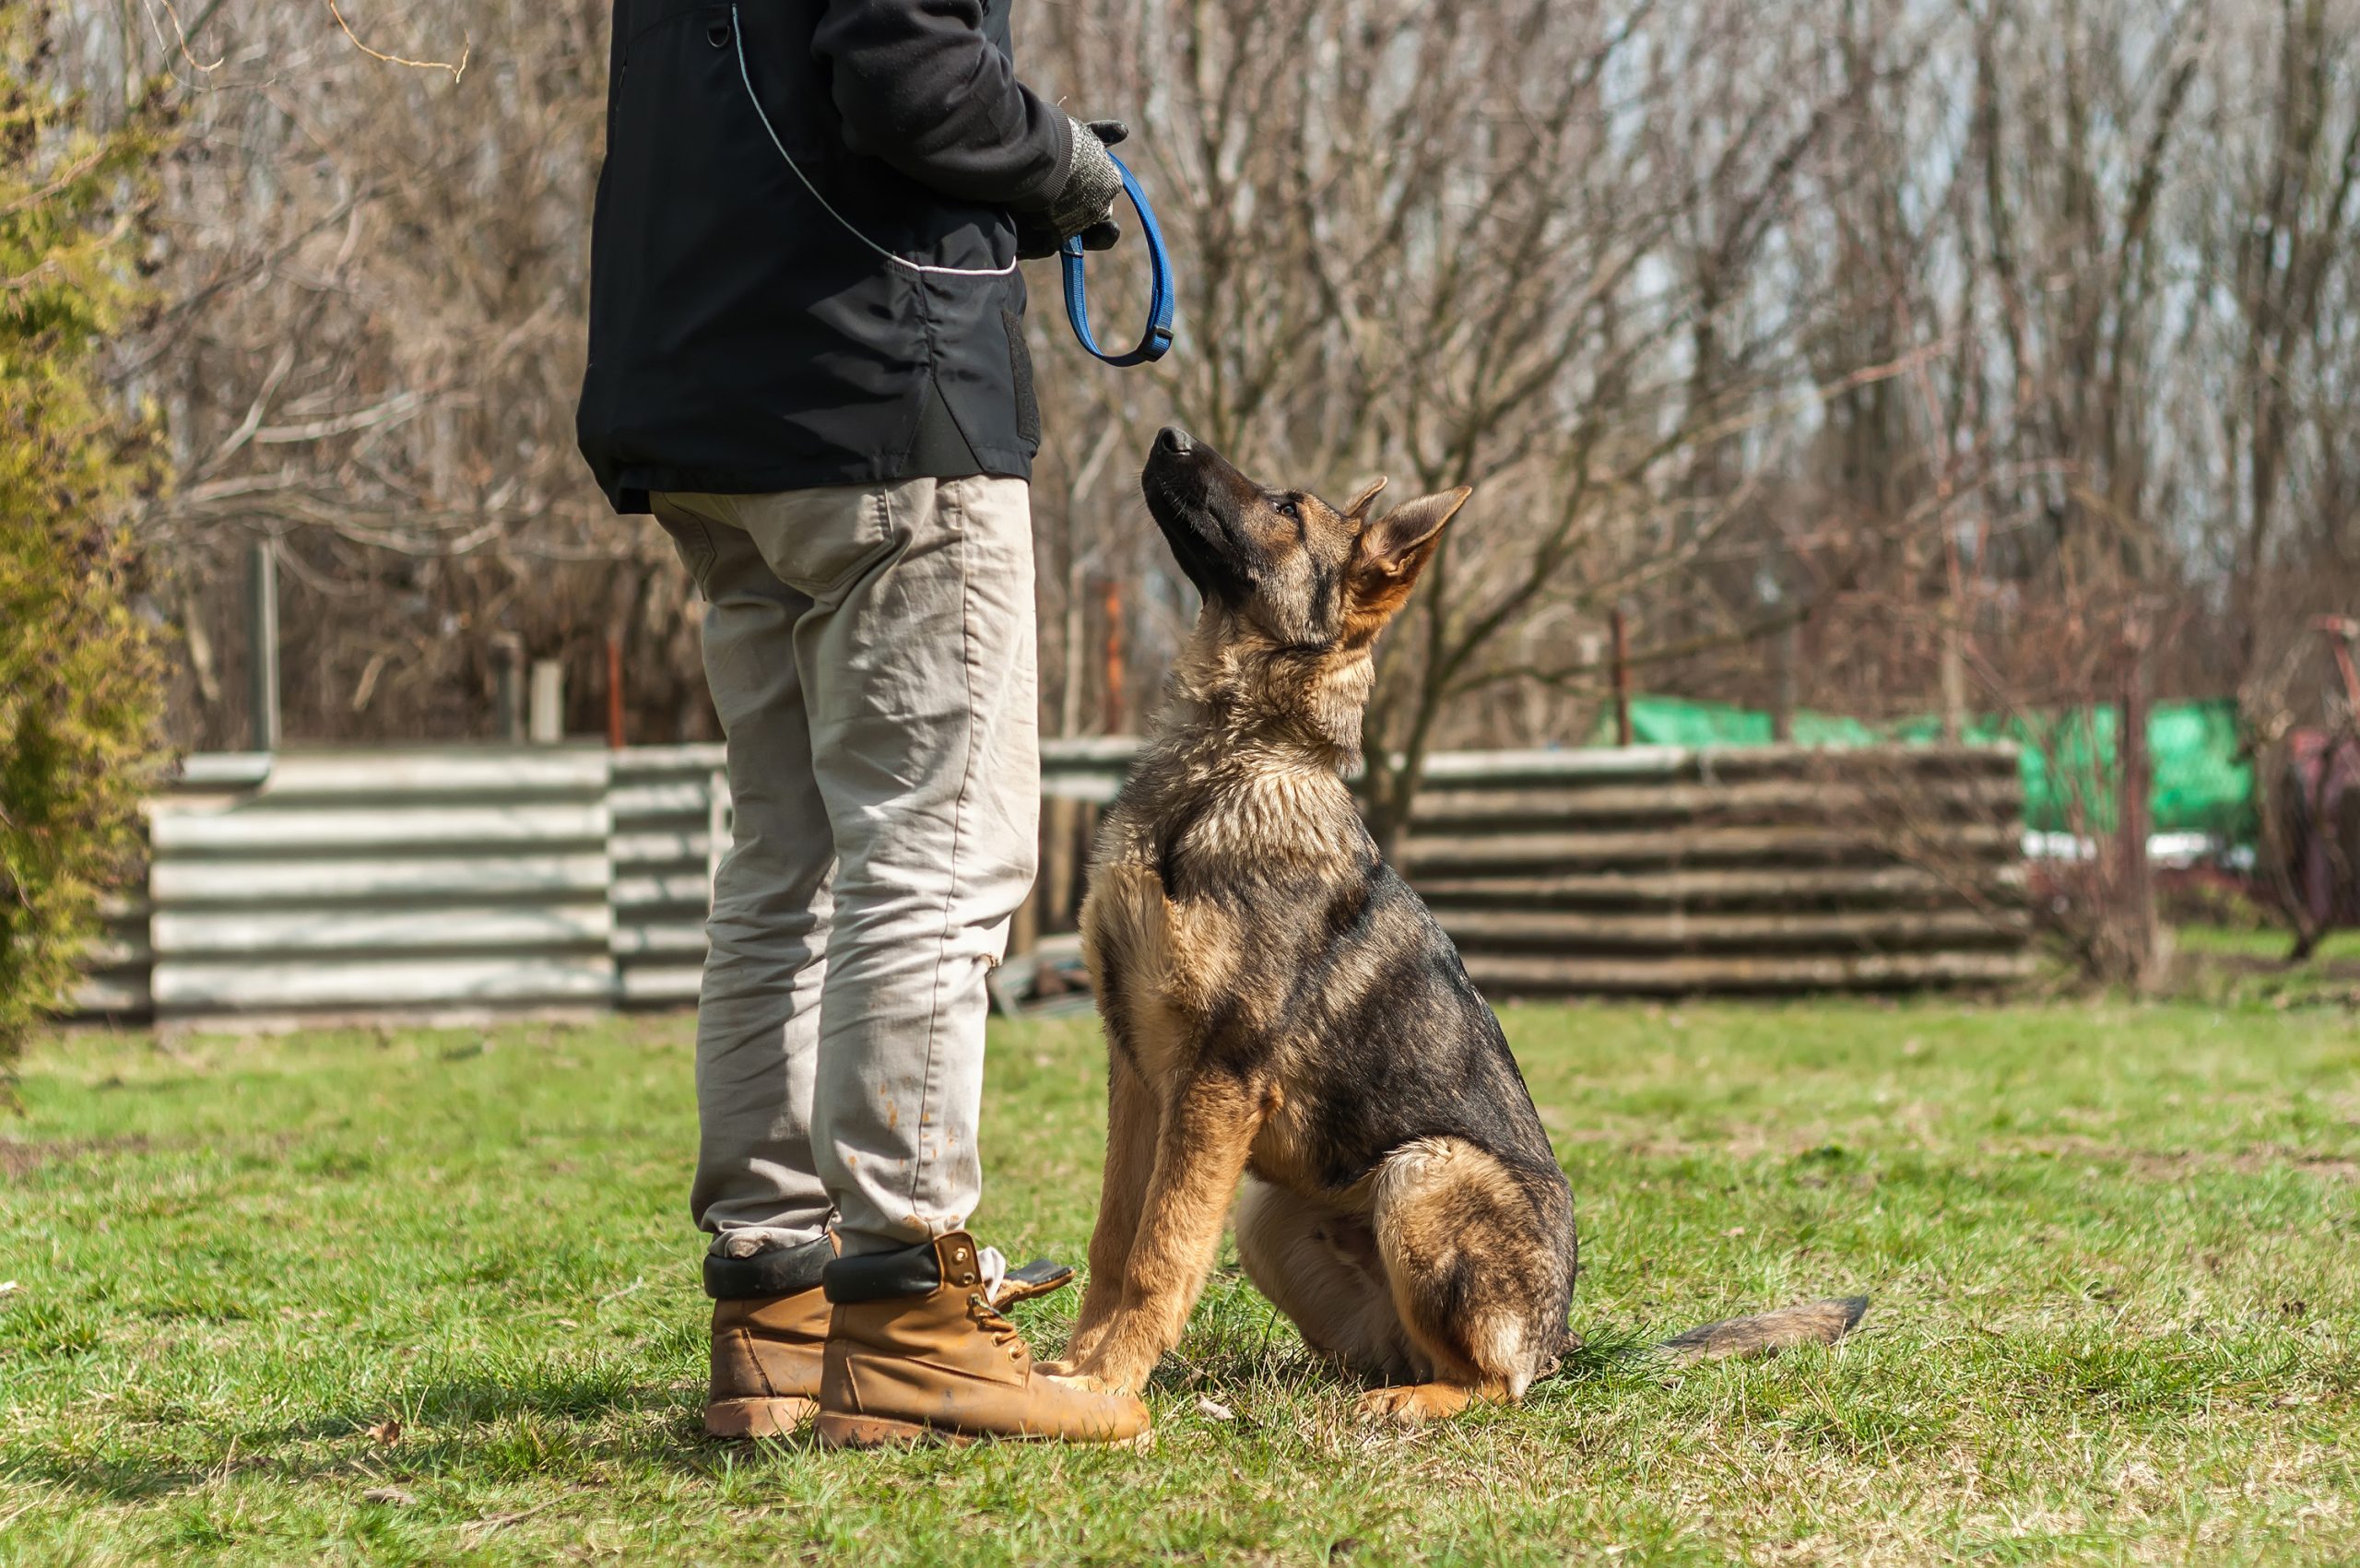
[660, 478, 1142, 1445]
[653, 500, 836, 1274]
[653, 497, 842, 1437]
[715, 475, 1039, 1256]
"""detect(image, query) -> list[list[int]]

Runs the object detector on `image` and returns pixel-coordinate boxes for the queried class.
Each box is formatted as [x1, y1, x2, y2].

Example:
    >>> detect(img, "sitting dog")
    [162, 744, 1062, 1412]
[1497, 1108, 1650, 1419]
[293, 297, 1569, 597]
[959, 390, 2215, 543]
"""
[1060, 428, 1578, 1423]
[1059, 430, 1867, 1421]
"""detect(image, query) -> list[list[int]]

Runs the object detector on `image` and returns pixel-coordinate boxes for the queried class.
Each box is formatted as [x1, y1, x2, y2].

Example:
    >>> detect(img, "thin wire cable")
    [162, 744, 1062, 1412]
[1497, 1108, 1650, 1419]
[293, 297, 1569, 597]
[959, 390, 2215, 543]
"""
[730, 5, 1017, 280]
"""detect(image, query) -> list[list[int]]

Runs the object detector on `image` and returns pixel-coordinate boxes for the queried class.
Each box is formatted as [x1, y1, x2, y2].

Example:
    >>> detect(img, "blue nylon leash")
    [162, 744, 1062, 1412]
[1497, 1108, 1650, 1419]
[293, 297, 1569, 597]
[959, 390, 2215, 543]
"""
[1060, 155, 1175, 368]
[728, 26, 1174, 356]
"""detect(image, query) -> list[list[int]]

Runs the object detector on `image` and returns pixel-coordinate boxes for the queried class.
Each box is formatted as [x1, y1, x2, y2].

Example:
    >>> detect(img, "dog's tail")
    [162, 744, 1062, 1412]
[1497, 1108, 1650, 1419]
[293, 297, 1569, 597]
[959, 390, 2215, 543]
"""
[1655, 1295, 1869, 1366]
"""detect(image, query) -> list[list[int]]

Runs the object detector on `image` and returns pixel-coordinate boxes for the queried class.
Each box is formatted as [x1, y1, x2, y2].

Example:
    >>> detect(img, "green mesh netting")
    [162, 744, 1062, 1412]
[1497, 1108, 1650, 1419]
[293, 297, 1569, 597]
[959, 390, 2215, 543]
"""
[1587, 696, 2254, 840]
[1592, 696, 1881, 749]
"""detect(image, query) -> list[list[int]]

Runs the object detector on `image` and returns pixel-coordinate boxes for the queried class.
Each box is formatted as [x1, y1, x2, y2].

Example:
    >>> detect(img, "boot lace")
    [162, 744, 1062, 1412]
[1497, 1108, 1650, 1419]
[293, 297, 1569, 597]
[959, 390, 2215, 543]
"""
[965, 1245, 1025, 1360]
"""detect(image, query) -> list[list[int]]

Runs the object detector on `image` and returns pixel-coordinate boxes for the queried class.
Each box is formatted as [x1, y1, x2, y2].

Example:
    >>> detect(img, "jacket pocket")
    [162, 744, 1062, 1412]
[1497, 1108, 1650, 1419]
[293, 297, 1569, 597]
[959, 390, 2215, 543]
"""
[1003, 307, 1040, 445]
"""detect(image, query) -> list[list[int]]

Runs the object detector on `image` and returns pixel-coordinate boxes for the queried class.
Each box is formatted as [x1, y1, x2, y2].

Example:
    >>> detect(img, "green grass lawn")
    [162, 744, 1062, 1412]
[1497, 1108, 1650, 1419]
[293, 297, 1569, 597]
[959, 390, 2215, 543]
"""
[4, 1000, 2356, 1565]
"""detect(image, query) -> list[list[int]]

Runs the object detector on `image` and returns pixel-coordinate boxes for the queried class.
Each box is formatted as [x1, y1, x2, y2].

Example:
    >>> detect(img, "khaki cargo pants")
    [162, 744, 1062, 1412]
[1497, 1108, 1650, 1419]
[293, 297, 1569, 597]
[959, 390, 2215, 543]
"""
[651, 477, 1037, 1258]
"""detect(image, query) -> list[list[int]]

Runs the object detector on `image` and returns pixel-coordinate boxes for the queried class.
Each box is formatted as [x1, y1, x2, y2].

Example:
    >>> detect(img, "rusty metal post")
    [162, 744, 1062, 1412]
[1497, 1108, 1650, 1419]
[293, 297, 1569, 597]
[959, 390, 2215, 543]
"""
[1043, 796, 1079, 928]
[1101, 577, 1127, 735]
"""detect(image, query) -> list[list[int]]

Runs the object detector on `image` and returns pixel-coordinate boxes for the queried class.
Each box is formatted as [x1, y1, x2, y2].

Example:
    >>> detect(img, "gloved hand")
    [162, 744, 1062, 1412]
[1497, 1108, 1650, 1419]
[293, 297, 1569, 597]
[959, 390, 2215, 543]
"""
[1014, 118, 1127, 261]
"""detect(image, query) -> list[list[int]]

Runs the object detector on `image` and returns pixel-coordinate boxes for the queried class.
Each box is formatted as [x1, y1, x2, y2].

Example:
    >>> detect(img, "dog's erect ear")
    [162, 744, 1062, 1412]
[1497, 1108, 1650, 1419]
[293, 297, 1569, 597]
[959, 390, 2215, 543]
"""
[1356, 487, 1470, 581]
[1345, 486, 1472, 635]
[1342, 476, 1388, 520]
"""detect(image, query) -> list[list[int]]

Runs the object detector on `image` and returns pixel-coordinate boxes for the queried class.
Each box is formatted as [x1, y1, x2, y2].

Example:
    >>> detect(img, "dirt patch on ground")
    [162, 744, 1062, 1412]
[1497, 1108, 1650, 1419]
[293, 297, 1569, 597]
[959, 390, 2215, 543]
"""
[0, 1135, 154, 1183]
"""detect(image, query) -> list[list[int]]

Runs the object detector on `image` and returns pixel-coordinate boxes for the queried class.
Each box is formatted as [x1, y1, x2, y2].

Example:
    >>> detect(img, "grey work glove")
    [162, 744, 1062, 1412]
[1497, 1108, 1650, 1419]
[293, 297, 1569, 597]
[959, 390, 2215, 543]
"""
[1014, 118, 1127, 260]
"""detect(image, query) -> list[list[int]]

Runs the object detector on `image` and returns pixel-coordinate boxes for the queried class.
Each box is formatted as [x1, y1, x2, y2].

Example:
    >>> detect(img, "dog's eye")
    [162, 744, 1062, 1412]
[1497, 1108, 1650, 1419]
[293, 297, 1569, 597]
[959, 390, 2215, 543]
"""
[1273, 498, 1300, 520]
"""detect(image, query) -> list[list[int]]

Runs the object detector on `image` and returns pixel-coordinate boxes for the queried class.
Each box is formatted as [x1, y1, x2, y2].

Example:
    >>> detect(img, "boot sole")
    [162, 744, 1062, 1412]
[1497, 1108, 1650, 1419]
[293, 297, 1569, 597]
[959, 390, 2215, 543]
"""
[814, 1412, 1154, 1450]
[705, 1397, 818, 1439]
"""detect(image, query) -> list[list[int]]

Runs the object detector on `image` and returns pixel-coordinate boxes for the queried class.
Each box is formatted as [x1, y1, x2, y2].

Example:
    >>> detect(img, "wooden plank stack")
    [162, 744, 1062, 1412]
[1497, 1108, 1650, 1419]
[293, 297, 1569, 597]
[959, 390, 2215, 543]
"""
[1402, 746, 2032, 993]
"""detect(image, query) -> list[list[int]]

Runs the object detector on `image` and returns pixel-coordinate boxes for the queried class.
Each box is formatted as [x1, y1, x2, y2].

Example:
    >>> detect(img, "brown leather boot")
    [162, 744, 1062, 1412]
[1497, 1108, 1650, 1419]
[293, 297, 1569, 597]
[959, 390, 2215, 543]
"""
[702, 1235, 836, 1438]
[705, 1287, 829, 1437]
[815, 1232, 1150, 1448]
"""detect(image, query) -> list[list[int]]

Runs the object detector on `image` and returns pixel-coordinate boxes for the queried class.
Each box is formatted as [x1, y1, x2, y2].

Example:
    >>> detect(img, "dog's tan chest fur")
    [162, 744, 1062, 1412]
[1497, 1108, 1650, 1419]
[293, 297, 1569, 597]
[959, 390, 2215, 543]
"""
[1080, 772, 1361, 1196]
[1080, 861, 1212, 1087]
[1081, 763, 1351, 1020]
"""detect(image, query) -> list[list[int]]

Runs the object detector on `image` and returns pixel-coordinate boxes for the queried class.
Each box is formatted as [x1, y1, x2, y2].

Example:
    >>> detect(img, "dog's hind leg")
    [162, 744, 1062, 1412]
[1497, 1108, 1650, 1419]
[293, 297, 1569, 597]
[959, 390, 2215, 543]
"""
[1233, 1178, 1422, 1382]
[1362, 1138, 1570, 1425]
[1058, 1050, 1161, 1371]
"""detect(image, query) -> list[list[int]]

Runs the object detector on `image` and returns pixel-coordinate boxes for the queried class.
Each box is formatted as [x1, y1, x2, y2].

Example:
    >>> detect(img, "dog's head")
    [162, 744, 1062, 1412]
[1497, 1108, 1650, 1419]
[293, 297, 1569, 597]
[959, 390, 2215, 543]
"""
[1140, 427, 1469, 656]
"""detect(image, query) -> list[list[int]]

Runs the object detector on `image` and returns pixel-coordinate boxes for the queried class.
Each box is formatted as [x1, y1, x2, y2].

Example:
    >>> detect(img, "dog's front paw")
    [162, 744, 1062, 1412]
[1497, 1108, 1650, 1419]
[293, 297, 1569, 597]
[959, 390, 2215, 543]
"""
[1356, 1382, 1474, 1426]
[1040, 1366, 1124, 1395]
[1064, 1350, 1150, 1396]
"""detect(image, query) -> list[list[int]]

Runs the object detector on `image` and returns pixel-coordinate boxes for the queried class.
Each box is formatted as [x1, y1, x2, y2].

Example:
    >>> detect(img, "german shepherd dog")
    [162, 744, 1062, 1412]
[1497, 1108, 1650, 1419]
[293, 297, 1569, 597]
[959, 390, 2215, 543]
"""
[1056, 427, 1573, 1423]
[1059, 430, 1865, 1422]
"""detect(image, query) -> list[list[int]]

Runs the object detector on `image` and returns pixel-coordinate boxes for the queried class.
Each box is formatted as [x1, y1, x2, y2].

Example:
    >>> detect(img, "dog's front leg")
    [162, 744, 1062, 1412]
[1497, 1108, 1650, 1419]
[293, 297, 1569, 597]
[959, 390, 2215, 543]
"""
[1072, 1068, 1268, 1394]
[1059, 1050, 1160, 1370]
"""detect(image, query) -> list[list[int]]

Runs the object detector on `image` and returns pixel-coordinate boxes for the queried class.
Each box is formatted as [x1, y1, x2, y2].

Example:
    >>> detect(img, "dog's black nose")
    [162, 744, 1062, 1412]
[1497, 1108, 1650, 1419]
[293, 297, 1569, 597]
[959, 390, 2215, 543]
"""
[1155, 426, 1195, 456]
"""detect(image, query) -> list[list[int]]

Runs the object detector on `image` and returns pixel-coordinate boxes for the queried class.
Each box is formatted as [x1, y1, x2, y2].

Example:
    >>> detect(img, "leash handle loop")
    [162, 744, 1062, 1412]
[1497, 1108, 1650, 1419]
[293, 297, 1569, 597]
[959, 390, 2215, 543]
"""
[1060, 156, 1175, 368]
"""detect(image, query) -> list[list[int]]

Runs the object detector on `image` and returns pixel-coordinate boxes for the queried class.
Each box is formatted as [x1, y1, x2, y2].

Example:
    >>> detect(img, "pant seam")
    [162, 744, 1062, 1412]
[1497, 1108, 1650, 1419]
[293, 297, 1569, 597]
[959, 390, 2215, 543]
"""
[903, 477, 982, 1236]
[685, 511, 835, 1245]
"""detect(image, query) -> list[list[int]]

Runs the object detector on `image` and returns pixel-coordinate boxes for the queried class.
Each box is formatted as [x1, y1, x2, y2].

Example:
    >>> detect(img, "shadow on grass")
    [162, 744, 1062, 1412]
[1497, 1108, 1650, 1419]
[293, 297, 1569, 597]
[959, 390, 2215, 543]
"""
[13, 1302, 1670, 1507]
[6, 1371, 786, 1503]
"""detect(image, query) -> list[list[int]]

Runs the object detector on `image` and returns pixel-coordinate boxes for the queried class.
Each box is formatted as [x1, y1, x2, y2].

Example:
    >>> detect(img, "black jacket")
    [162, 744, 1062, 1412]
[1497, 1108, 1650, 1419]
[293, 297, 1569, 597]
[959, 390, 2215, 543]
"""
[576, 0, 1072, 513]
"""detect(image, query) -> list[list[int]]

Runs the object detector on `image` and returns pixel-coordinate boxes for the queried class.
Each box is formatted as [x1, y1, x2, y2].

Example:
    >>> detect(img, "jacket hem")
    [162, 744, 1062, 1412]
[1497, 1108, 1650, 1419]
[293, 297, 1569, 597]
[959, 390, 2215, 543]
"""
[601, 447, 1034, 515]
